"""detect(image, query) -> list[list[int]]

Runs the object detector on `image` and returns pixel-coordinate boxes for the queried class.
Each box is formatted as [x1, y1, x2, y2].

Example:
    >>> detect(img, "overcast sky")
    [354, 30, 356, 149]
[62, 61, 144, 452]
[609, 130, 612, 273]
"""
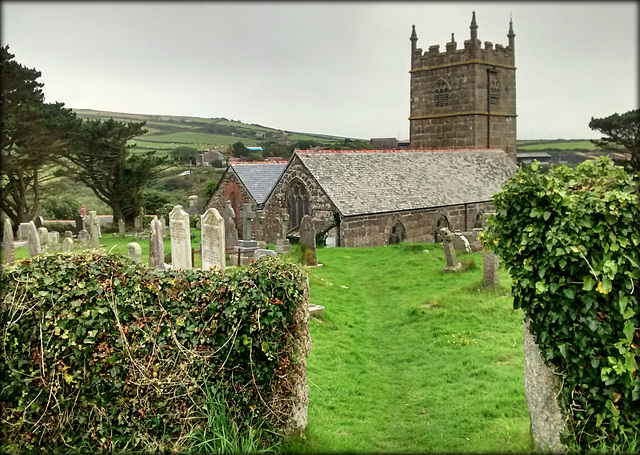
[2, 1, 638, 141]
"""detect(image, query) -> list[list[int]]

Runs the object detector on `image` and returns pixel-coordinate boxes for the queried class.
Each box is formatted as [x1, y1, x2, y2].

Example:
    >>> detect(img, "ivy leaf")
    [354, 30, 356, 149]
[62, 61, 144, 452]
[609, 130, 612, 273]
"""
[583, 276, 596, 291]
[595, 278, 611, 295]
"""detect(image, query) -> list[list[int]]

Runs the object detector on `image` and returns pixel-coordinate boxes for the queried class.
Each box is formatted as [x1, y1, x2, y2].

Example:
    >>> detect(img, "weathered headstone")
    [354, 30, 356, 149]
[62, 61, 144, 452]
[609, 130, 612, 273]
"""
[62, 237, 73, 253]
[148, 215, 165, 270]
[159, 216, 166, 238]
[481, 212, 499, 289]
[89, 211, 100, 248]
[63, 230, 73, 239]
[275, 210, 292, 254]
[169, 205, 192, 270]
[48, 231, 60, 248]
[78, 229, 90, 247]
[37, 227, 49, 248]
[241, 203, 256, 241]
[254, 249, 277, 260]
[127, 242, 142, 263]
[299, 215, 317, 266]
[74, 215, 84, 235]
[3, 218, 15, 264]
[200, 208, 225, 273]
[134, 216, 142, 236]
[34, 216, 44, 229]
[225, 217, 238, 253]
[27, 221, 41, 257]
[255, 210, 265, 242]
[440, 227, 461, 272]
[118, 219, 126, 237]
[18, 222, 31, 241]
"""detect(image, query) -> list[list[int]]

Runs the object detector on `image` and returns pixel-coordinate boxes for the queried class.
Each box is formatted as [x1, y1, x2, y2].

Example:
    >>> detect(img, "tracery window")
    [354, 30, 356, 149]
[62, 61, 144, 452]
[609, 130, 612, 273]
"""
[287, 180, 310, 229]
[388, 221, 406, 245]
[490, 79, 501, 105]
[434, 79, 450, 107]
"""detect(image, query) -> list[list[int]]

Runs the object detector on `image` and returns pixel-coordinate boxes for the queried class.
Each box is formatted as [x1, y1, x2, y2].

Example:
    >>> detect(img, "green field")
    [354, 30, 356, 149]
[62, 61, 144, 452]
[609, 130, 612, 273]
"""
[517, 139, 597, 151]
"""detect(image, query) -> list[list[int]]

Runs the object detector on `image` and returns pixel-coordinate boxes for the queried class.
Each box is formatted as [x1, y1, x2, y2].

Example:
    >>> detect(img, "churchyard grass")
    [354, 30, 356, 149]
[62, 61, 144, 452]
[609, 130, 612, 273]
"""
[289, 242, 534, 453]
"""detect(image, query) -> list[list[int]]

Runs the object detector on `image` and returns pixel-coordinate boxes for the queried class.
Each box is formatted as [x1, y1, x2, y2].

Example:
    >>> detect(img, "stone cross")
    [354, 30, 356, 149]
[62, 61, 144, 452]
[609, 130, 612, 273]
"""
[148, 215, 165, 270]
[440, 227, 461, 272]
[62, 237, 73, 253]
[27, 221, 41, 257]
[241, 203, 255, 241]
[169, 205, 192, 270]
[225, 217, 238, 253]
[280, 209, 290, 239]
[3, 218, 14, 264]
[127, 242, 142, 263]
[299, 214, 317, 266]
[200, 208, 225, 273]
[89, 211, 100, 248]
[37, 227, 49, 248]
[118, 219, 126, 237]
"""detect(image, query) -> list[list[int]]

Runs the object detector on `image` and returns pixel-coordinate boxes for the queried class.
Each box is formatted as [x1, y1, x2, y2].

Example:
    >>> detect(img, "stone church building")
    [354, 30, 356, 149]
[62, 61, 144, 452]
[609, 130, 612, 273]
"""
[205, 13, 518, 248]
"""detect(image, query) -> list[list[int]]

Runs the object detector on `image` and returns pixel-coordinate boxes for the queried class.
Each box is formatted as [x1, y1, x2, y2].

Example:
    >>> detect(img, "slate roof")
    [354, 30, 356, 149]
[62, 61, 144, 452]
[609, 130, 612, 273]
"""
[295, 149, 518, 217]
[232, 162, 288, 207]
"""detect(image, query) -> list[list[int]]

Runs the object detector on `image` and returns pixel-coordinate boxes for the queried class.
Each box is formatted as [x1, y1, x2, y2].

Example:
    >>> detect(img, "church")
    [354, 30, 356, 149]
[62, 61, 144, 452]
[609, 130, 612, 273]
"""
[205, 12, 518, 248]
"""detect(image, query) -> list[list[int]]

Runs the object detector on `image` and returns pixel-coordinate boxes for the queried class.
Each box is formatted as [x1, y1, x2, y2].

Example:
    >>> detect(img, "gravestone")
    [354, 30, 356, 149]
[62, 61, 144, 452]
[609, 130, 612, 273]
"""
[200, 208, 225, 273]
[275, 210, 292, 254]
[134, 216, 142, 236]
[225, 217, 238, 254]
[241, 203, 256, 241]
[223, 200, 235, 221]
[27, 221, 41, 257]
[169, 205, 192, 270]
[481, 213, 499, 289]
[127, 242, 142, 263]
[148, 215, 165, 270]
[118, 219, 126, 237]
[48, 231, 60, 248]
[299, 215, 317, 266]
[89, 211, 100, 248]
[64, 230, 73, 239]
[78, 229, 90, 247]
[18, 222, 31, 241]
[254, 249, 277, 260]
[34, 216, 44, 229]
[37, 227, 49, 248]
[255, 210, 265, 242]
[159, 216, 166, 238]
[62, 237, 73, 253]
[74, 215, 84, 235]
[3, 218, 14, 264]
[440, 227, 461, 272]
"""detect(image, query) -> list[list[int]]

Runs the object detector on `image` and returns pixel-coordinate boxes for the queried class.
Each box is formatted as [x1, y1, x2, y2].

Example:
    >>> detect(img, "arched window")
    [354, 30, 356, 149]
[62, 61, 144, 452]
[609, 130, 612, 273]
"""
[287, 180, 310, 229]
[434, 79, 450, 107]
[474, 211, 485, 229]
[388, 220, 406, 245]
[490, 79, 501, 105]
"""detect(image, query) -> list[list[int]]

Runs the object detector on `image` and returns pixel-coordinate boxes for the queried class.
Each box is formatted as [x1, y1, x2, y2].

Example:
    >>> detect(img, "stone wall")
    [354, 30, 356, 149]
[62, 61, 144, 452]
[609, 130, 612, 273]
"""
[205, 169, 254, 224]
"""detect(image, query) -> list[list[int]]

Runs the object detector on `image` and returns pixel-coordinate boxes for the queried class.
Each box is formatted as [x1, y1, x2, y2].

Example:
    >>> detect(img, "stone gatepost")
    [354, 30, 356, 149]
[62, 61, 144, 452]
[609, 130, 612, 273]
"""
[169, 205, 192, 270]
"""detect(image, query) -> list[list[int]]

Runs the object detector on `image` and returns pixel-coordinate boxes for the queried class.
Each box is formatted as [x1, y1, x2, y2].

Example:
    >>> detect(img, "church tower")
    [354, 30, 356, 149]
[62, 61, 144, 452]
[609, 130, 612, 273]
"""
[409, 12, 517, 161]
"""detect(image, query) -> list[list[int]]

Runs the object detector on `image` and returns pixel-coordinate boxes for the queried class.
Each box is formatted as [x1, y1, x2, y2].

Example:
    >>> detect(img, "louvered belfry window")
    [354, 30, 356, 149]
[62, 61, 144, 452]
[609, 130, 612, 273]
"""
[490, 78, 501, 105]
[434, 79, 450, 107]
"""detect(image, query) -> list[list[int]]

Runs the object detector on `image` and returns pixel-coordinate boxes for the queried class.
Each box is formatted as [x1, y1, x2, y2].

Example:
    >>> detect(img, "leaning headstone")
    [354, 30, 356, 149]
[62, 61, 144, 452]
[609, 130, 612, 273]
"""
[62, 237, 73, 253]
[63, 230, 73, 239]
[118, 219, 126, 237]
[27, 221, 41, 257]
[225, 217, 238, 254]
[77, 229, 90, 247]
[523, 316, 567, 453]
[127, 242, 142, 263]
[148, 216, 165, 270]
[200, 208, 225, 273]
[241, 203, 256, 241]
[169, 205, 192, 270]
[18, 222, 31, 241]
[275, 210, 292, 254]
[3, 218, 15, 264]
[89, 211, 100, 248]
[440, 227, 461, 272]
[34, 216, 44, 229]
[47, 231, 60, 248]
[299, 215, 317, 266]
[37, 227, 49, 248]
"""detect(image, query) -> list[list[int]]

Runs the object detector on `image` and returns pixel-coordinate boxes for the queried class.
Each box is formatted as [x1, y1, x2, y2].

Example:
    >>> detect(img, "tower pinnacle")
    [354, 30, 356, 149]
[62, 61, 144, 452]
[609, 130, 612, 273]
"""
[470, 11, 478, 46]
[410, 24, 418, 52]
[508, 14, 515, 50]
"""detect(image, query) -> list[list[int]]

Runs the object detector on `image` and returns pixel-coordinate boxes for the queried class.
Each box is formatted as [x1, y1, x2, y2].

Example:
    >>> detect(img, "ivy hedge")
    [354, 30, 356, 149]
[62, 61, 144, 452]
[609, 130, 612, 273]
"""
[1, 251, 307, 453]
[482, 157, 639, 448]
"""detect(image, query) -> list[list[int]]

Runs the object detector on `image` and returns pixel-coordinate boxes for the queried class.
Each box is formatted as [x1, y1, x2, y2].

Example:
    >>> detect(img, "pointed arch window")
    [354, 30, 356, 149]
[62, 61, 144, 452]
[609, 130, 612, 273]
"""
[434, 79, 450, 107]
[388, 220, 406, 245]
[490, 79, 501, 105]
[287, 180, 310, 229]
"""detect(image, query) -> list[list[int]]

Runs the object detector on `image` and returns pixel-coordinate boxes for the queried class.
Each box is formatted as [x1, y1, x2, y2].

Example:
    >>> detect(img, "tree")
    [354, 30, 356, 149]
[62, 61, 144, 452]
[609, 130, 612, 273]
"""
[1, 45, 78, 228]
[66, 119, 168, 223]
[589, 109, 640, 172]
[169, 146, 199, 165]
[230, 141, 249, 158]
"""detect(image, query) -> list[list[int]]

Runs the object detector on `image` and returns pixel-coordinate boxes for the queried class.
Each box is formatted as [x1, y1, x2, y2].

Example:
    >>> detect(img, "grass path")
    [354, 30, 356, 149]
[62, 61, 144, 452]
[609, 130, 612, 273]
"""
[291, 243, 534, 453]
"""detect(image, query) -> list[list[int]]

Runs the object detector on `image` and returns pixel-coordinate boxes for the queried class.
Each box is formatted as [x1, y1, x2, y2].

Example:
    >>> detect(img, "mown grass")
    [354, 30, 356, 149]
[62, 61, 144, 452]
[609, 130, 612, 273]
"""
[288, 243, 534, 453]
